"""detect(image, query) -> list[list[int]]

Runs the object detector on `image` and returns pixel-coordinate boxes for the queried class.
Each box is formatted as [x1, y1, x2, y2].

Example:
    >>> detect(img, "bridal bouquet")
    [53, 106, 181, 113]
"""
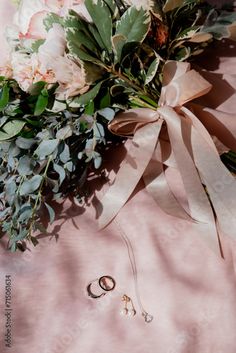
[0, 0, 236, 252]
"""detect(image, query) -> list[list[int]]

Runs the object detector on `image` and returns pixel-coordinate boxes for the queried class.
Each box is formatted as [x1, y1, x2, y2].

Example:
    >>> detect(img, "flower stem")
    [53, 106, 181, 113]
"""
[28, 156, 52, 239]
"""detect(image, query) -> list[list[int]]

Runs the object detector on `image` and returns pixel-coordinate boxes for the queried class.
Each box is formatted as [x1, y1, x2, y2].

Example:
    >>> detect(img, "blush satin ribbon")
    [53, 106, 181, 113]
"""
[99, 61, 236, 257]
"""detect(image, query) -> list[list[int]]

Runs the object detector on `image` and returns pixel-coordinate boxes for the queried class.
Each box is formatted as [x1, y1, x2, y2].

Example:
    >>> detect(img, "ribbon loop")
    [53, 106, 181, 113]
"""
[99, 60, 236, 257]
[108, 109, 160, 137]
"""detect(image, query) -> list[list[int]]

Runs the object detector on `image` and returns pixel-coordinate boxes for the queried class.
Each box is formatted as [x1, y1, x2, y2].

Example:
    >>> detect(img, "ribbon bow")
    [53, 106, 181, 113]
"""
[99, 61, 236, 256]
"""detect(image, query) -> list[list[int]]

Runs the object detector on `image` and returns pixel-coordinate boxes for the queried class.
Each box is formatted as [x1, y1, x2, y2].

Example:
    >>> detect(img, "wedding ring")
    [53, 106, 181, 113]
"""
[86, 282, 106, 299]
[98, 276, 116, 291]
[87, 275, 116, 299]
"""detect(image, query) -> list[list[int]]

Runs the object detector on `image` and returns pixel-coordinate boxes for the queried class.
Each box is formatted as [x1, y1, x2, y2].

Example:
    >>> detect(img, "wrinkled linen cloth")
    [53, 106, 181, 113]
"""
[1, 4, 236, 353]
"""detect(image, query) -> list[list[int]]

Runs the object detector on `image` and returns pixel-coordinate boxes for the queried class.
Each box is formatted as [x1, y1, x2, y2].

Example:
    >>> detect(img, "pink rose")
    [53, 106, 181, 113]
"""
[11, 23, 89, 98]
[14, 0, 91, 40]
[11, 51, 56, 91]
[53, 56, 89, 99]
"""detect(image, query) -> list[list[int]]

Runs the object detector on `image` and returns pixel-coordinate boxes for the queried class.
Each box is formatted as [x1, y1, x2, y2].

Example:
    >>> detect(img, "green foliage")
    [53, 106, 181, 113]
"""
[0, 85, 10, 111]
[0, 120, 25, 141]
[73, 81, 103, 106]
[1, 0, 236, 251]
[201, 11, 236, 39]
[114, 6, 150, 60]
[85, 0, 113, 53]
[43, 13, 63, 31]
[34, 88, 49, 116]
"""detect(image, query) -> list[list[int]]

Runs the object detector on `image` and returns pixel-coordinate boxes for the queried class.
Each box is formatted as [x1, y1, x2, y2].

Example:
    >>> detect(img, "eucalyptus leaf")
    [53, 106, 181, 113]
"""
[53, 163, 66, 185]
[0, 120, 25, 141]
[18, 206, 32, 224]
[65, 161, 75, 172]
[93, 151, 102, 169]
[45, 202, 56, 224]
[93, 122, 105, 140]
[0, 116, 8, 128]
[16, 137, 36, 149]
[201, 12, 236, 39]
[5, 179, 17, 205]
[56, 125, 73, 140]
[14, 228, 28, 241]
[19, 175, 43, 196]
[35, 139, 59, 158]
[17, 156, 32, 176]
[98, 108, 115, 121]
[59, 143, 70, 163]
[0, 207, 11, 220]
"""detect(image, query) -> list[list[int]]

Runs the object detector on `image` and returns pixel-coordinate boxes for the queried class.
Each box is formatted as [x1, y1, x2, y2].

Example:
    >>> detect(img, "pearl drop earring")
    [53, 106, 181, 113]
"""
[120, 294, 136, 317]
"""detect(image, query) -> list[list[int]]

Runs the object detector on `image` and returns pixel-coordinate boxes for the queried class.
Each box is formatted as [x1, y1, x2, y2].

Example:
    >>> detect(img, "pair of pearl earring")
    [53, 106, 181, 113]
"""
[120, 294, 136, 317]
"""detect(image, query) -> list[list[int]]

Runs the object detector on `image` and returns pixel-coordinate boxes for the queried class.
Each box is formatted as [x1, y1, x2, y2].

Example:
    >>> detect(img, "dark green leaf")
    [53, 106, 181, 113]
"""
[65, 11, 99, 53]
[0, 85, 10, 111]
[85, 0, 113, 53]
[88, 23, 106, 50]
[99, 90, 111, 109]
[28, 81, 46, 95]
[34, 91, 49, 116]
[74, 81, 103, 106]
[85, 100, 95, 115]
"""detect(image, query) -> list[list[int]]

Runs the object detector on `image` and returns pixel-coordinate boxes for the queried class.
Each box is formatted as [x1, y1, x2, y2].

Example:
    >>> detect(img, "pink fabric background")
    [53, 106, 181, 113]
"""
[1, 3, 236, 353]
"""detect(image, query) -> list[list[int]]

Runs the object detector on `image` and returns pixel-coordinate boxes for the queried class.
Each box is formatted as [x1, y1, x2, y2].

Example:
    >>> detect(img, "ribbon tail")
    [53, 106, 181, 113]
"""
[182, 107, 236, 241]
[158, 106, 221, 255]
[143, 159, 193, 220]
[98, 120, 163, 229]
[187, 103, 236, 151]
